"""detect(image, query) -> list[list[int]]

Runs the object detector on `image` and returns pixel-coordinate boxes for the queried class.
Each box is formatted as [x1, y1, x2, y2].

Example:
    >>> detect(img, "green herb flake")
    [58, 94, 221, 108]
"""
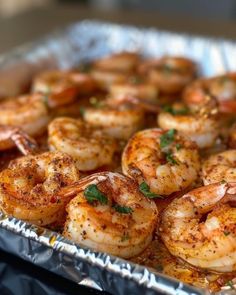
[84, 184, 108, 205]
[223, 231, 230, 236]
[221, 179, 227, 184]
[165, 152, 178, 165]
[160, 129, 176, 149]
[163, 105, 189, 115]
[162, 64, 173, 75]
[113, 204, 133, 214]
[226, 280, 235, 289]
[89, 97, 104, 108]
[129, 76, 143, 85]
[121, 234, 130, 242]
[175, 143, 182, 151]
[139, 182, 163, 199]
[79, 107, 85, 117]
[43, 95, 49, 108]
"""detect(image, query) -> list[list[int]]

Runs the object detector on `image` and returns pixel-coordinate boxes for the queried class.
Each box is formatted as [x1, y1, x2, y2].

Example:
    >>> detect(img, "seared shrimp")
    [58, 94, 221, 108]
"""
[107, 81, 159, 112]
[0, 94, 49, 137]
[48, 117, 117, 171]
[32, 70, 96, 108]
[0, 151, 80, 226]
[93, 52, 140, 72]
[63, 172, 158, 258]
[0, 125, 38, 154]
[160, 182, 236, 272]
[184, 73, 236, 114]
[91, 52, 140, 90]
[202, 150, 236, 185]
[157, 103, 219, 148]
[138, 56, 197, 94]
[83, 106, 144, 140]
[122, 128, 200, 195]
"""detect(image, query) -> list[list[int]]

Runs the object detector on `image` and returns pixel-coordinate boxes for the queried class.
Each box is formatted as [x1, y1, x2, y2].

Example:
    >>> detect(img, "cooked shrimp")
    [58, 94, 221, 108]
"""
[91, 52, 140, 90]
[138, 56, 197, 94]
[63, 172, 158, 258]
[0, 125, 38, 154]
[93, 52, 140, 72]
[122, 128, 200, 195]
[202, 150, 236, 185]
[157, 103, 220, 148]
[160, 182, 236, 272]
[83, 106, 144, 140]
[0, 94, 49, 137]
[0, 151, 80, 226]
[32, 70, 96, 108]
[184, 73, 236, 114]
[48, 117, 117, 171]
[90, 69, 129, 90]
[107, 81, 159, 112]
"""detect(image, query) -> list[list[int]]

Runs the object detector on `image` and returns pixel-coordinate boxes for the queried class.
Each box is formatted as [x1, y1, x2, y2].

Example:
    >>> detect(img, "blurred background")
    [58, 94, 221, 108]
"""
[1, 0, 236, 54]
[0, 0, 236, 20]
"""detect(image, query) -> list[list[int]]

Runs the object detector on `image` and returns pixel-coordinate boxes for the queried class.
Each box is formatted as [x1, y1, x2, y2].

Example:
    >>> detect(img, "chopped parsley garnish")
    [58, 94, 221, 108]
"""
[165, 152, 178, 165]
[139, 181, 163, 199]
[84, 184, 108, 205]
[161, 64, 173, 75]
[175, 143, 182, 151]
[224, 231, 230, 236]
[160, 129, 176, 149]
[113, 204, 133, 214]
[43, 95, 49, 108]
[79, 107, 85, 116]
[129, 76, 143, 84]
[226, 280, 235, 289]
[163, 105, 189, 115]
[121, 234, 130, 242]
[89, 97, 104, 108]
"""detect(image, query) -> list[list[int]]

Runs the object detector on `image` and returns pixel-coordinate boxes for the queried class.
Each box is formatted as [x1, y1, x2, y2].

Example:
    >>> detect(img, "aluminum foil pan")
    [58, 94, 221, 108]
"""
[0, 20, 236, 294]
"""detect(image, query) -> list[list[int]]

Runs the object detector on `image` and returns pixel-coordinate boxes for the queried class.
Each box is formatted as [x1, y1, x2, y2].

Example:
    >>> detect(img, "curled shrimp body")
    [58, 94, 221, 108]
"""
[138, 56, 197, 94]
[184, 73, 236, 114]
[202, 150, 236, 185]
[83, 106, 144, 140]
[63, 172, 158, 258]
[32, 70, 96, 108]
[0, 125, 38, 154]
[122, 128, 200, 195]
[93, 52, 140, 72]
[157, 110, 219, 149]
[160, 182, 236, 272]
[91, 52, 140, 90]
[107, 81, 159, 112]
[48, 117, 117, 171]
[90, 69, 128, 91]
[0, 94, 49, 138]
[0, 151, 80, 226]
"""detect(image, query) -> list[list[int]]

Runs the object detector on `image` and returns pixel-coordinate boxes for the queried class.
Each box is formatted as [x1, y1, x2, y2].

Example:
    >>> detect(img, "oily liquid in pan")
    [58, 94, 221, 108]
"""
[0, 87, 234, 293]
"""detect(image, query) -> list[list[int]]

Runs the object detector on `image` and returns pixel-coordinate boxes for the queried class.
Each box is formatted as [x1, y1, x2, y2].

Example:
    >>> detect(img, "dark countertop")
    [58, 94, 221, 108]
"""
[1, 3, 236, 55]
